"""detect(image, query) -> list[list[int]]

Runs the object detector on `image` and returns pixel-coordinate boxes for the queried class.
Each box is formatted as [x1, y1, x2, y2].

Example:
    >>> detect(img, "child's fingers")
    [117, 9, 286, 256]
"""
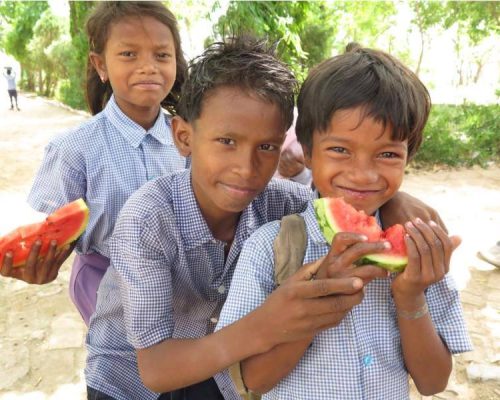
[298, 276, 364, 300]
[37, 240, 58, 284]
[429, 221, 458, 275]
[406, 221, 436, 281]
[327, 232, 368, 259]
[24, 240, 42, 283]
[306, 291, 365, 319]
[349, 264, 388, 285]
[404, 234, 421, 281]
[287, 256, 326, 282]
[412, 218, 445, 279]
[327, 241, 390, 277]
[0, 252, 14, 277]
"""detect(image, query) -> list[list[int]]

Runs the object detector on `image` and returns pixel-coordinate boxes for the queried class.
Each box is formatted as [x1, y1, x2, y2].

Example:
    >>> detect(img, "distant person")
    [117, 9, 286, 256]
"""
[217, 44, 472, 399]
[0, 1, 189, 326]
[3, 67, 20, 111]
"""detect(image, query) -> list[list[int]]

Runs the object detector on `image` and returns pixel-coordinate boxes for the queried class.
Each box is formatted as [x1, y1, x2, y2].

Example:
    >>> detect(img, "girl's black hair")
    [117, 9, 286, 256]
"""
[296, 43, 431, 160]
[177, 37, 297, 132]
[85, 1, 187, 115]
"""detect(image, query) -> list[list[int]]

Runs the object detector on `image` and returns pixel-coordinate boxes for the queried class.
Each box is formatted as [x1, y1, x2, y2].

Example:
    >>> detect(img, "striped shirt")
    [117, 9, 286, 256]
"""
[27, 95, 187, 257]
[85, 170, 312, 400]
[217, 201, 473, 400]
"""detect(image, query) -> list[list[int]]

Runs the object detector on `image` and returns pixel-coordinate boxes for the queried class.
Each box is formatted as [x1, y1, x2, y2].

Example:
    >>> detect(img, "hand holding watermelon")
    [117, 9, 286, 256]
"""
[313, 231, 390, 285]
[0, 199, 89, 284]
[391, 218, 461, 302]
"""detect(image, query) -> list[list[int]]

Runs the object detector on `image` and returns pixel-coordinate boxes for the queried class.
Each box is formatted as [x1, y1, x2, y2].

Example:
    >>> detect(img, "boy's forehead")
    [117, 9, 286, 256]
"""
[193, 86, 287, 138]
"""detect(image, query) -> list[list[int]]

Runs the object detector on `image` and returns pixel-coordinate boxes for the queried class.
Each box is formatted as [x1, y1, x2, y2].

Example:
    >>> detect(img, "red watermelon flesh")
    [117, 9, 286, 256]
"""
[314, 197, 407, 272]
[0, 199, 89, 267]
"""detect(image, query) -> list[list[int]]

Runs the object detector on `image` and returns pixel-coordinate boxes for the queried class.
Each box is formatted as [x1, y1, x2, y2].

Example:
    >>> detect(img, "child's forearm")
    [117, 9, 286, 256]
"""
[242, 337, 313, 394]
[137, 310, 273, 393]
[395, 294, 452, 395]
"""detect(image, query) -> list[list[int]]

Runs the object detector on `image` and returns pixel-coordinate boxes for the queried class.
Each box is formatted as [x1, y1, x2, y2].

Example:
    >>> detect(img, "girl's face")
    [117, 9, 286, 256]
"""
[304, 106, 408, 216]
[90, 16, 177, 129]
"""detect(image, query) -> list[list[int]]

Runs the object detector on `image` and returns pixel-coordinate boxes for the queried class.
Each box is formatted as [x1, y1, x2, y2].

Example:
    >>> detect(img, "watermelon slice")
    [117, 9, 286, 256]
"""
[314, 197, 407, 272]
[0, 199, 89, 267]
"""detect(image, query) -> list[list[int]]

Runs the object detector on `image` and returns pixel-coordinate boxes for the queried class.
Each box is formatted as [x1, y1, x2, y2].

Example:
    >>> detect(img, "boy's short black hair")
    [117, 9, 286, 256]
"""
[296, 44, 431, 160]
[178, 37, 297, 132]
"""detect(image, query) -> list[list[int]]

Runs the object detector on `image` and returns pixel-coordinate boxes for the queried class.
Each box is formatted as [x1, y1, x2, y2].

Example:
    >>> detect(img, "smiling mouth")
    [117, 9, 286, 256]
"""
[222, 183, 258, 198]
[337, 186, 382, 197]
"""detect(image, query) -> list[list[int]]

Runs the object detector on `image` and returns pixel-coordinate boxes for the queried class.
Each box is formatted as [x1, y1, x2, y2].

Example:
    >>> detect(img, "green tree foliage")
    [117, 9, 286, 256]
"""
[0, 1, 49, 90]
[443, 1, 499, 44]
[58, 1, 95, 110]
[28, 9, 66, 97]
[212, 1, 337, 81]
[414, 104, 500, 167]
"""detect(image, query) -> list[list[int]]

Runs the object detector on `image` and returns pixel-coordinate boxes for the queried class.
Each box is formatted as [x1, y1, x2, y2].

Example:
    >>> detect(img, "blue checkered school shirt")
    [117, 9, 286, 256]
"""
[217, 201, 473, 400]
[85, 170, 312, 400]
[27, 95, 187, 257]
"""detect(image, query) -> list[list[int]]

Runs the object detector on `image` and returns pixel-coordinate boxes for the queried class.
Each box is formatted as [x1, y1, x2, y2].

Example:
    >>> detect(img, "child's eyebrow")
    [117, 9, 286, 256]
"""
[116, 41, 173, 49]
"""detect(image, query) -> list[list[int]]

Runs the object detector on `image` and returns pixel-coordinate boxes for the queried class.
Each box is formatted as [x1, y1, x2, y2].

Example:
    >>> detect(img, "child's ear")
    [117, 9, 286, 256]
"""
[301, 143, 312, 169]
[171, 116, 193, 157]
[89, 52, 108, 83]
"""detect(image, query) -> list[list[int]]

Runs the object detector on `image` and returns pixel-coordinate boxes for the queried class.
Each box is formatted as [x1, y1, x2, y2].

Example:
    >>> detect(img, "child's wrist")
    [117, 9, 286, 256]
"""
[397, 302, 429, 320]
[393, 293, 428, 319]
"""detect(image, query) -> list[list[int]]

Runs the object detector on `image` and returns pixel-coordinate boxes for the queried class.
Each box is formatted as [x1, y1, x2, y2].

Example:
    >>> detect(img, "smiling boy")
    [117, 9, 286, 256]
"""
[216, 45, 472, 399]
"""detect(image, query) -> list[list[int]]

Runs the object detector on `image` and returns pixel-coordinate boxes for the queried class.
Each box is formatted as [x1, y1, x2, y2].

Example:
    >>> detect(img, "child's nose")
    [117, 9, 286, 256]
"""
[348, 159, 379, 184]
[138, 55, 158, 74]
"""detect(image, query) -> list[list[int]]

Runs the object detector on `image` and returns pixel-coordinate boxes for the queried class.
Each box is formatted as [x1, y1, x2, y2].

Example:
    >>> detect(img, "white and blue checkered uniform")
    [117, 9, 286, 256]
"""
[27, 95, 187, 257]
[216, 201, 473, 400]
[85, 170, 312, 400]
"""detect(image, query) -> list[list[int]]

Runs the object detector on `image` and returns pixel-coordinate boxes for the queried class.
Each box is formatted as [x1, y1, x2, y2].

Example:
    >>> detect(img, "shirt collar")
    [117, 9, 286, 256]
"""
[104, 94, 173, 148]
[173, 170, 217, 250]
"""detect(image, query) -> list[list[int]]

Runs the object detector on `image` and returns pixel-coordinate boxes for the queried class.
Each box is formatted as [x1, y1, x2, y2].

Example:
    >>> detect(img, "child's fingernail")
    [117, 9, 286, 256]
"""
[429, 220, 438, 227]
[415, 217, 423, 224]
[352, 278, 363, 289]
[360, 235, 368, 241]
[405, 221, 414, 229]
[383, 241, 391, 249]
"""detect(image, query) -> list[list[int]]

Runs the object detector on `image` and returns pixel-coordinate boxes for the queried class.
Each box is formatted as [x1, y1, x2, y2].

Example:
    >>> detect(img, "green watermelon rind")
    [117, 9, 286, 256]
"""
[313, 198, 408, 272]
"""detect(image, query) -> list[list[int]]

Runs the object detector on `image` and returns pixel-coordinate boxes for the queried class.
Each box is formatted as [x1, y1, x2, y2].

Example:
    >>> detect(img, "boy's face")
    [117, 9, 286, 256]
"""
[304, 107, 408, 215]
[173, 86, 285, 223]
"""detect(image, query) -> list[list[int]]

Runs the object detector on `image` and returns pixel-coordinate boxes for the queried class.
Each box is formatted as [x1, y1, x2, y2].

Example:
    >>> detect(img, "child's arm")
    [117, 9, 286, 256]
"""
[241, 233, 390, 394]
[380, 192, 447, 231]
[137, 269, 366, 393]
[392, 218, 460, 395]
[1, 241, 74, 284]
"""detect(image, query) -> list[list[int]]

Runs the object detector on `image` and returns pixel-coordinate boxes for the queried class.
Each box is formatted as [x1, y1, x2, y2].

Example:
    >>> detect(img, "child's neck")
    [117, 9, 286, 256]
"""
[203, 211, 240, 245]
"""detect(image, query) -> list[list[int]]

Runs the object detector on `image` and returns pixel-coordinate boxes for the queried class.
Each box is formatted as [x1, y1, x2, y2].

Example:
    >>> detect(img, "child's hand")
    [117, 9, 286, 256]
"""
[392, 218, 461, 302]
[380, 192, 447, 232]
[0, 240, 74, 284]
[315, 232, 390, 284]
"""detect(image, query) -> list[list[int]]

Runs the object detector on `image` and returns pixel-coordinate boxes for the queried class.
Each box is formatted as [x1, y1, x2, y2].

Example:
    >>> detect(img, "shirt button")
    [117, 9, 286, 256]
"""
[210, 317, 218, 324]
[217, 285, 226, 294]
[363, 354, 373, 366]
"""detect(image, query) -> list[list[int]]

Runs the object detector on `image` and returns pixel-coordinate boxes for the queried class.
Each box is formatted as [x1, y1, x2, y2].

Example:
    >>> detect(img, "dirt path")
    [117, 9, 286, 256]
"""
[0, 92, 499, 399]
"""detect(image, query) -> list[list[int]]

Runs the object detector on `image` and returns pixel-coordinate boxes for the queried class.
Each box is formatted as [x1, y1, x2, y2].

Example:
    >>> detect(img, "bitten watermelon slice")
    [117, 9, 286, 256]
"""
[0, 199, 89, 267]
[314, 197, 407, 272]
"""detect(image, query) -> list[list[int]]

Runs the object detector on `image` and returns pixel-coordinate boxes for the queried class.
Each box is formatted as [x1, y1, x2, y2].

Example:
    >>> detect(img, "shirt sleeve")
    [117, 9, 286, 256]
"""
[426, 274, 473, 354]
[109, 202, 176, 349]
[216, 224, 279, 332]
[27, 142, 86, 214]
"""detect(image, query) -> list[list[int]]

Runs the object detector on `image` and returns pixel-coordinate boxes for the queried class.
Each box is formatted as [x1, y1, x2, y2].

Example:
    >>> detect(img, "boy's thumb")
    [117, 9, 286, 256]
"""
[450, 235, 462, 251]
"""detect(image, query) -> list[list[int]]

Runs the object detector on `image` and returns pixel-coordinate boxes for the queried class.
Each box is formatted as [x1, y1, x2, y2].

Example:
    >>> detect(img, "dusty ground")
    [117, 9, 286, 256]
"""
[0, 92, 499, 399]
